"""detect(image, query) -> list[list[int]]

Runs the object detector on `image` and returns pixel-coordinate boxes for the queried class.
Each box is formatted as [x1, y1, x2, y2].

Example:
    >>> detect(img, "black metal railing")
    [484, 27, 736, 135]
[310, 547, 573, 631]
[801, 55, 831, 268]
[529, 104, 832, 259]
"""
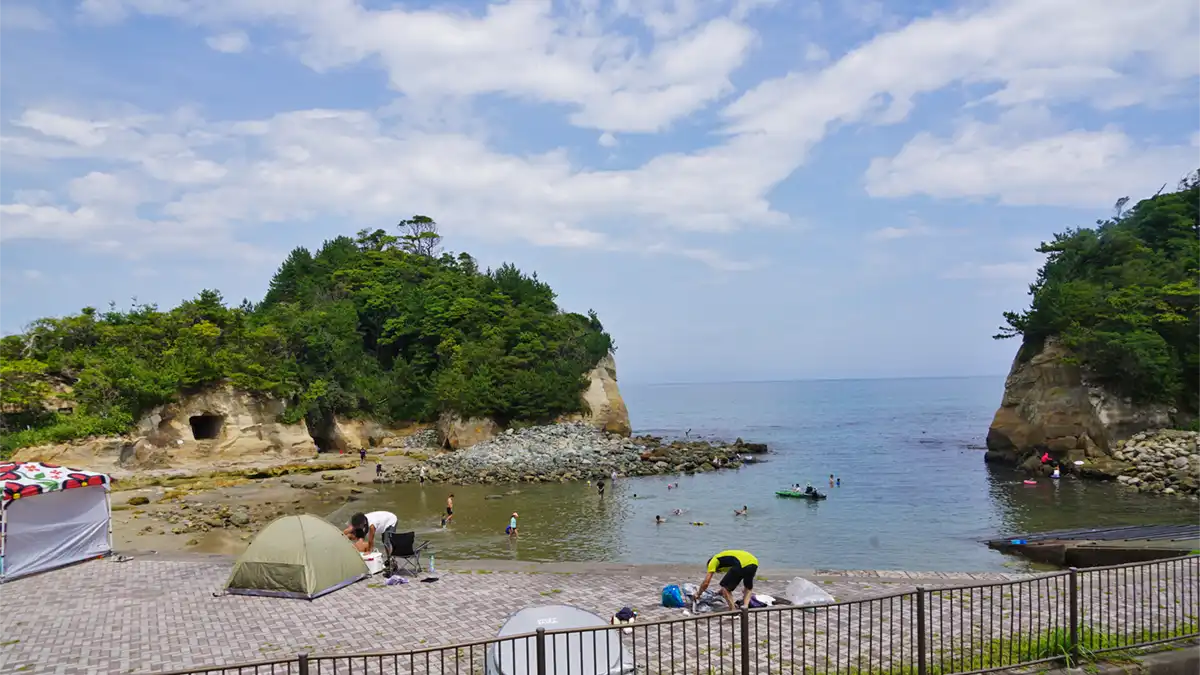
[156, 554, 1199, 675]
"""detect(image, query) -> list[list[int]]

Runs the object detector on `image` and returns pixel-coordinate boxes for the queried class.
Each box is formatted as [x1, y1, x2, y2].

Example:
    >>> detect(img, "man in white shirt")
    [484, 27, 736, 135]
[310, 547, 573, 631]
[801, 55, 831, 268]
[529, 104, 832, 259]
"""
[344, 511, 398, 555]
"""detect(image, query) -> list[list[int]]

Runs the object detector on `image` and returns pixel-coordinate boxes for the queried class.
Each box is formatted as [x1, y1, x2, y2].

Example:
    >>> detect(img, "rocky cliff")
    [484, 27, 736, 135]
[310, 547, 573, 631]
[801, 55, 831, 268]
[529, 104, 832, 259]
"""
[13, 387, 318, 472]
[985, 339, 1177, 471]
[437, 352, 632, 449]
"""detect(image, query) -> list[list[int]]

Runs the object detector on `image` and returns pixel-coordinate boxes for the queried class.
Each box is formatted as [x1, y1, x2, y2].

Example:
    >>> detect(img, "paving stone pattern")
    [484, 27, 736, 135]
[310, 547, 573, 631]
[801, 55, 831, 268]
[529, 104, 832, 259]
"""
[1, 558, 1195, 675]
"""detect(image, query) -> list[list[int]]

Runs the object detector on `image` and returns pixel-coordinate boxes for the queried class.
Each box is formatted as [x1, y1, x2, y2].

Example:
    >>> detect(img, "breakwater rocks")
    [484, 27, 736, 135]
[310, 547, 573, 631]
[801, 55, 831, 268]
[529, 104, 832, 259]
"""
[1112, 430, 1199, 498]
[381, 422, 767, 485]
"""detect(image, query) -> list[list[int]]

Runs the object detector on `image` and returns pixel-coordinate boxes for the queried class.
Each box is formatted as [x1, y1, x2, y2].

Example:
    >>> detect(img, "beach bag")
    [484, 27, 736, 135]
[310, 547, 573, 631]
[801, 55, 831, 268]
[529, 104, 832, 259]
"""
[661, 584, 686, 608]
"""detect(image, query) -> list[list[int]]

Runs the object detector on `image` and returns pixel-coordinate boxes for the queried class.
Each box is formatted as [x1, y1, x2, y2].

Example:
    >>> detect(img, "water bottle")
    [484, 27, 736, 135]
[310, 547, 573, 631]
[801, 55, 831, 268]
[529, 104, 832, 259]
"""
[429, 553, 436, 574]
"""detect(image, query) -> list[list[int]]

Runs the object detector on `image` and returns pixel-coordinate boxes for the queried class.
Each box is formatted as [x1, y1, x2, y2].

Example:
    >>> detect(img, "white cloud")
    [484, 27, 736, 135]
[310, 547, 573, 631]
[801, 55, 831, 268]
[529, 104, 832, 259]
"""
[724, 0, 1199, 140]
[0, 4, 53, 31]
[0, 106, 789, 263]
[866, 223, 934, 241]
[205, 31, 250, 54]
[6, 0, 1197, 273]
[598, 132, 618, 148]
[864, 118, 1197, 207]
[78, 0, 759, 134]
[803, 43, 829, 63]
[943, 260, 1044, 282]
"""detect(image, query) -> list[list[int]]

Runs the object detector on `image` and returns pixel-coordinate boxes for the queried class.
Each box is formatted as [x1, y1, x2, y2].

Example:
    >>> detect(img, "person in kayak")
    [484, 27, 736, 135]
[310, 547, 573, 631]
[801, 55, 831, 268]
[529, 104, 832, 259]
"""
[698, 549, 759, 611]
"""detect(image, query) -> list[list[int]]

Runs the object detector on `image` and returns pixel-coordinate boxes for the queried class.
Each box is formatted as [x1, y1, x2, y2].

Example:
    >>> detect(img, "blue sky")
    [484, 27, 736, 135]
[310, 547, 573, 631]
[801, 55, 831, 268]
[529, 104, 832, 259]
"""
[1, 0, 1197, 385]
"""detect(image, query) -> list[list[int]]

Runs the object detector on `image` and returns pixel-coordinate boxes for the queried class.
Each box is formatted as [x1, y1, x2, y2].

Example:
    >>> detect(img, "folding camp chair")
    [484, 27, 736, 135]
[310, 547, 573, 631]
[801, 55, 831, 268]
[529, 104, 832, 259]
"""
[385, 531, 429, 576]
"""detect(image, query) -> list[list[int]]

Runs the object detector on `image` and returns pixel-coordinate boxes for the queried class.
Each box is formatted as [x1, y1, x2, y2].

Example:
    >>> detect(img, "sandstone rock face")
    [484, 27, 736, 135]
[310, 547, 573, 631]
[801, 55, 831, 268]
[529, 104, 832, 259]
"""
[136, 387, 316, 462]
[13, 387, 316, 472]
[560, 353, 632, 436]
[580, 353, 632, 436]
[437, 413, 501, 450]
[985, 339, 1176, 469]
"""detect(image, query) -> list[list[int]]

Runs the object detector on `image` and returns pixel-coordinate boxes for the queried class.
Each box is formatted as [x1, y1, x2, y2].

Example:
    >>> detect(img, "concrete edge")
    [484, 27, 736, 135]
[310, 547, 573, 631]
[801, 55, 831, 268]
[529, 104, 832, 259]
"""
[1058, 643, 1199, 675]
[111, 550, 1027, 584]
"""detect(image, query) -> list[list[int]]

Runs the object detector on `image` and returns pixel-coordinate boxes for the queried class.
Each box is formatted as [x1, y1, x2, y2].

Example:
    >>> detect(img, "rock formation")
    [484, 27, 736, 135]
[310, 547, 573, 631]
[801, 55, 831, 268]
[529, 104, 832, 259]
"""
[985, 339, 1177, 471]
[388, 422, 759, 484]
[1112, 430, 1199, 497]
[436, 413, 501, 450]
[437, 352, 633, 449]
[14, 387, 317, 472]
[573, 353, 633, 436]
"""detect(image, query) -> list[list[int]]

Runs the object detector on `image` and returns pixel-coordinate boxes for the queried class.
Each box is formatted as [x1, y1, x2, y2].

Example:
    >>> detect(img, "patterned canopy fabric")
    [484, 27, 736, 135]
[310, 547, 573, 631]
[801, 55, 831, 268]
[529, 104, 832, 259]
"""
[1, 462, 111, 506]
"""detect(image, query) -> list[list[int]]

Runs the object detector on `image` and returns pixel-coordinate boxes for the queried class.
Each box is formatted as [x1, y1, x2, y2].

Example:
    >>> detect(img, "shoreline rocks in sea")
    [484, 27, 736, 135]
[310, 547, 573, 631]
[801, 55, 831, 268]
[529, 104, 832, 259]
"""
[379, 422, 767, 485]
[1111, 429, 1199, 498]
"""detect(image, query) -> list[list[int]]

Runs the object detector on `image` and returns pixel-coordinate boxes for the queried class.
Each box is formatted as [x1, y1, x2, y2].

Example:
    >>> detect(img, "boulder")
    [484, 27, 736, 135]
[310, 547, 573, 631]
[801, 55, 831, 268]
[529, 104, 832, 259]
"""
[985, 339, 1174, 467]
[561, 353, 632, 436]
[437, 413, 501, 450]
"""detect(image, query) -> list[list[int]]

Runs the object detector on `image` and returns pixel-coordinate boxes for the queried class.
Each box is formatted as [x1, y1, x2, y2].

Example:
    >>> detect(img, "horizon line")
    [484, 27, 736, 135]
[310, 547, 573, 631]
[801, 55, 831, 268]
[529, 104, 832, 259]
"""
[623, 373, 1008, 387]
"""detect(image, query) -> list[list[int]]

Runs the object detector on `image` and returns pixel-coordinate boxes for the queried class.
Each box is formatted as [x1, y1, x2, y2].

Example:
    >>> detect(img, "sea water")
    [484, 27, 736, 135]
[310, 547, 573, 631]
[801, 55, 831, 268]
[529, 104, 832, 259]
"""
[348, 377, 1193, 572]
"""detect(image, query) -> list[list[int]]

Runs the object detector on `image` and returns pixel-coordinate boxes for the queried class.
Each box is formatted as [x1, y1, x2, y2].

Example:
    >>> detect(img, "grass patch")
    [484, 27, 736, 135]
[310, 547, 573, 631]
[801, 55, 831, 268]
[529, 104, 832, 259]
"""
[0, 411, 134, 457]
[829, 622, 1198, 675]
[0, 639, 19, 647]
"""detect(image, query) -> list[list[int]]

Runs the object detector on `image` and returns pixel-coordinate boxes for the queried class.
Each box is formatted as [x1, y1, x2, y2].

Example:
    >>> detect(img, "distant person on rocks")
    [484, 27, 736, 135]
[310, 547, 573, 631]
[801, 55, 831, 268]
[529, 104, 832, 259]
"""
[698, 549, 759, 612]
[419, 466, 427, 485]
[611, 470, 618, 482]
[359, 448, 367, 464]
[734, 505, 748, 516]
[442, 494, 454, 527]
[375, 461, 383, 478]
[1041, 452, 1051, 464]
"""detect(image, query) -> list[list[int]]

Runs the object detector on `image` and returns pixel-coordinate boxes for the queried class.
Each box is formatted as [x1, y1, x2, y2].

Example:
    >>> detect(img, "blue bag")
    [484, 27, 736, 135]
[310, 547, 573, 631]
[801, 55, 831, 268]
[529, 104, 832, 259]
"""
[661, 584, 686, 608]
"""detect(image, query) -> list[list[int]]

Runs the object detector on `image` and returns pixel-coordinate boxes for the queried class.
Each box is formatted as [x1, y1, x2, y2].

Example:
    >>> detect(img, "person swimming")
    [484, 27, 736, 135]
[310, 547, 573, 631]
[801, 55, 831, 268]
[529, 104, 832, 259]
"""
[672, 508, 684, 516]
[655, 515, 665, 524]
[734, 506, 747, 516]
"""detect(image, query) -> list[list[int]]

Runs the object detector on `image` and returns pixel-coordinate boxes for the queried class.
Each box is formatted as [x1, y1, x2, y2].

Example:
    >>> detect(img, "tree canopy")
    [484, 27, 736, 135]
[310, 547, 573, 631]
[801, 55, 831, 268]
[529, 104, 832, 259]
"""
[0, 218, 614, 456]
[996, 173, 1199, 412]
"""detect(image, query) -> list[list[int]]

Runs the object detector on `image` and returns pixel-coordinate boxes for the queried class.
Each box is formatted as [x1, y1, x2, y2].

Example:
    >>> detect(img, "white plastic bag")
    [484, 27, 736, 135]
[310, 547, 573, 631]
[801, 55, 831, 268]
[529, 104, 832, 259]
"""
[785, 577, 834, 607]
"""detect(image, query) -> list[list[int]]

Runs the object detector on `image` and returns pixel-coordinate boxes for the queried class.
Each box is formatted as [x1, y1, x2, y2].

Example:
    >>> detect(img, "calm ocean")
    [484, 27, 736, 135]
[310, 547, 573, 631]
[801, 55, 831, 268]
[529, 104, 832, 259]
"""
[359, 377, 1192, 572]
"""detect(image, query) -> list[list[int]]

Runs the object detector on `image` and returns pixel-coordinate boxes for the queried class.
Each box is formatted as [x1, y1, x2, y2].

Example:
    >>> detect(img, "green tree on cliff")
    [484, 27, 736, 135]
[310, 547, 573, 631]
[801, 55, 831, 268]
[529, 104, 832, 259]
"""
[0, 217, 614, 456]
[996, 171, 1200, 412]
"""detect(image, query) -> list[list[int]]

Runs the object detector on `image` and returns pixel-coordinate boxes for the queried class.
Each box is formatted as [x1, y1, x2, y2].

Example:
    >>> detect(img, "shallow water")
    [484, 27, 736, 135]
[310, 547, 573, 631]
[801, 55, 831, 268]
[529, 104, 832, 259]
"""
[329, 377, 1195, 572]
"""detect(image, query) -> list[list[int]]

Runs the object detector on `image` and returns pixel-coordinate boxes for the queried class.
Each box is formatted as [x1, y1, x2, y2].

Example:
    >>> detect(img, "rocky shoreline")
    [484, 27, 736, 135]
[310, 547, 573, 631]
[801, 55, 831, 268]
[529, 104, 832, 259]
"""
[380, 422, 767, 485]
[1112, 429, 1199, 498]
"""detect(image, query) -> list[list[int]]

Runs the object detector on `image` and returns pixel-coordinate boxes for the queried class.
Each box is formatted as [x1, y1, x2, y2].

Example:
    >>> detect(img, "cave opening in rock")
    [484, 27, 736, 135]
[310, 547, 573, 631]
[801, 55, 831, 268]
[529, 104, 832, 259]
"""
[189, 414, 224, 440]
[306, 409, 339, 452]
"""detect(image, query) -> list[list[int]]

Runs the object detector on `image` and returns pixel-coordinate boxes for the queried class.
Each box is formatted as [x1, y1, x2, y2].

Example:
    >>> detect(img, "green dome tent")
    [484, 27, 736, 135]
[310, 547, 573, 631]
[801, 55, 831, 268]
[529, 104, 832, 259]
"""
[225, 514, 369, 600]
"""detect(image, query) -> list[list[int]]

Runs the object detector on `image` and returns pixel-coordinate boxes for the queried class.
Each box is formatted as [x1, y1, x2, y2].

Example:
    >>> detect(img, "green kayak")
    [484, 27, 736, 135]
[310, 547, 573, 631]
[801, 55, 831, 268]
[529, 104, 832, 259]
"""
[776, 489, 827, 501]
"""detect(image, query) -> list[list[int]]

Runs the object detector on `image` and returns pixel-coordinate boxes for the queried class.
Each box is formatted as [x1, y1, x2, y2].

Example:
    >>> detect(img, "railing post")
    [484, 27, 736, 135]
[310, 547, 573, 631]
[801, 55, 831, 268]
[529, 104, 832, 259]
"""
[536, 628, 547, 675]
[297, 652, 310, 675]
[916, 587, 927, 675]
[1068, 568, 1080, 665]
[740, 606, 751, 675]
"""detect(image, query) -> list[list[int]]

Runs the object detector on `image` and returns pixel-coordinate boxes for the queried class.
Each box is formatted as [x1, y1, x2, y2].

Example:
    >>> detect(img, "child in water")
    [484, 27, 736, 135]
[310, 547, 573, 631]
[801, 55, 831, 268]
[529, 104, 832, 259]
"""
[734, 506, 748, 516]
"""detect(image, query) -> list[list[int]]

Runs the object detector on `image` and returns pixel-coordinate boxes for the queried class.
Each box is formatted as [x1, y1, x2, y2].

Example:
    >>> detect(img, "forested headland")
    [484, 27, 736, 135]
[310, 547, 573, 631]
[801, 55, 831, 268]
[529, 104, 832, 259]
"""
[1, 217, 614, 457]
[995, 172, 1200, 417]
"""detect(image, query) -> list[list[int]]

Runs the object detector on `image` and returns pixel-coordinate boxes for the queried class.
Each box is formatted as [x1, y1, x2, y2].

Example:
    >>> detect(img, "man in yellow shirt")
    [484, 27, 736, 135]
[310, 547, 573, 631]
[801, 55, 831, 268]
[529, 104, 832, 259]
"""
[697, 549, 759, 611]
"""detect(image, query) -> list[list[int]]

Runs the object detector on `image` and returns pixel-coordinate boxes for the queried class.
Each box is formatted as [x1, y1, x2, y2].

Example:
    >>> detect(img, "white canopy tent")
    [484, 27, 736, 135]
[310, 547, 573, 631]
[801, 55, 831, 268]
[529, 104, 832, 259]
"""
[1, 461, 113, 582]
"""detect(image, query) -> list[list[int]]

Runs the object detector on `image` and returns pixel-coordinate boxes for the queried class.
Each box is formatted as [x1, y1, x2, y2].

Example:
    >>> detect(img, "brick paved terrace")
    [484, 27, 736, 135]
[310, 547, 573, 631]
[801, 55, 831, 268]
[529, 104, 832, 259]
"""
[1, 556, 1196, 675]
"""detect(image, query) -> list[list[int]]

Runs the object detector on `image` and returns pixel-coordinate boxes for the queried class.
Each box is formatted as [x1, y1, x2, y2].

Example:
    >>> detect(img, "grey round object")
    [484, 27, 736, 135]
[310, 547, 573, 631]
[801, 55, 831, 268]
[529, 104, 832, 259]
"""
[486, 604, 635, 675]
